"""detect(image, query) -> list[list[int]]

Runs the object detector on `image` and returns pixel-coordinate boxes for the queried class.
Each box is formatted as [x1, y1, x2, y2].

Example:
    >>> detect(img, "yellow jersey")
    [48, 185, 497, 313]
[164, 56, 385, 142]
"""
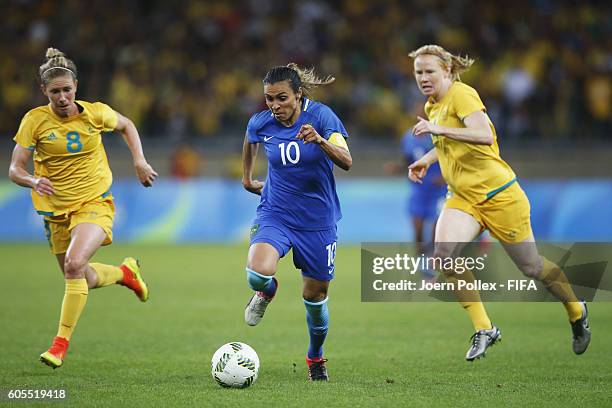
[13, 100, 118, 216]
[425, 81, 516, 204]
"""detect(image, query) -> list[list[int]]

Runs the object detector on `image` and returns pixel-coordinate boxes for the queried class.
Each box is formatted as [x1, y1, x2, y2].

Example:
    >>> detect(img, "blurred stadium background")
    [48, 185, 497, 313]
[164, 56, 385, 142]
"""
[1, 0, 611, 242]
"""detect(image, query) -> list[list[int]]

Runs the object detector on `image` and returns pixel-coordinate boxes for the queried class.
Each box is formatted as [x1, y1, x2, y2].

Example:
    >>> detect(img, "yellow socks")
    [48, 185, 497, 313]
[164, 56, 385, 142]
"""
[443, 268, 492, 331]
[539, 257, 582, 322]
[57, 278, 88, 341]
[460, 301, 492, 331]
[90, 263, 123, 287]
[440, 256, 582, 329]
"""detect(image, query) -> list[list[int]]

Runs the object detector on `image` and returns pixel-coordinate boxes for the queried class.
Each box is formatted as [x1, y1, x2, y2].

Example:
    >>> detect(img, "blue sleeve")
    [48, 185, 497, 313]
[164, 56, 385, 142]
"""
[316, 104, 348, 140]
[246, 114, 262, 144]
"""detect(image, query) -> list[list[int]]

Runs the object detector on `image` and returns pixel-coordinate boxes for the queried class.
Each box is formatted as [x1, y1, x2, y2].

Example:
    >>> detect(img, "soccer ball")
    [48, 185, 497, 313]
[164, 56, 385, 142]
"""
[211, 342, 260, 388]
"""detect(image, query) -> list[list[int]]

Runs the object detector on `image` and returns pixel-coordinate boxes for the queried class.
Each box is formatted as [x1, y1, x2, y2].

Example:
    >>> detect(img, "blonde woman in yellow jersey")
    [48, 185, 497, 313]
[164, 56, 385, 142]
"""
[8, 48, 158, 369]
[407, 45, 590, 361]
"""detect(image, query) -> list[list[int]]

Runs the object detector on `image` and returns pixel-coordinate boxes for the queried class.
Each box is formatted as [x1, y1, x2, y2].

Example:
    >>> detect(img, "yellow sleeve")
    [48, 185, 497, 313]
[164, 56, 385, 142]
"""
[13, 112, 38, 151]
[328, 132, 349, 151]
[93, 102, 118, 132]
[453, 85, 486, 120]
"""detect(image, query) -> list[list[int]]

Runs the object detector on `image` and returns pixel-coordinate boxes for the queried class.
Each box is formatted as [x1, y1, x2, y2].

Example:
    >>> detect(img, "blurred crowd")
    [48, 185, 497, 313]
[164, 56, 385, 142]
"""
[2, 0, 610, 144]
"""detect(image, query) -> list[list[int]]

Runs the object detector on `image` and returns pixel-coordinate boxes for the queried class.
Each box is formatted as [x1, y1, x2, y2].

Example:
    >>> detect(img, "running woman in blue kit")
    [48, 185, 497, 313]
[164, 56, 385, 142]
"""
[402, 129, 446, 280]
[241, 64, 352, 381]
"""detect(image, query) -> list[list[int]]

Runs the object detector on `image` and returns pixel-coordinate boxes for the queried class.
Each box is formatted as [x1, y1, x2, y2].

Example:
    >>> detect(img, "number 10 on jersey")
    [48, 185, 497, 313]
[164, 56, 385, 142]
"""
[279, 142, 300, 165]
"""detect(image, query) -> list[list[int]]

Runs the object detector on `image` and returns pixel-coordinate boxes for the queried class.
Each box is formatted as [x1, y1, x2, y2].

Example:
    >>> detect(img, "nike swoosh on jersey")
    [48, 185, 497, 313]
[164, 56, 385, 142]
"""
[263, 136, 274, 142]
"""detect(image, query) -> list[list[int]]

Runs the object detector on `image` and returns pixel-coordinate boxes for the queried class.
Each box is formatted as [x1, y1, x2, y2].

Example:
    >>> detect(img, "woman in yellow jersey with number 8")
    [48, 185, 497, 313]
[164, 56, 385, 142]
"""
[407, 45, 590, 361]
[9, 48, 158, 369]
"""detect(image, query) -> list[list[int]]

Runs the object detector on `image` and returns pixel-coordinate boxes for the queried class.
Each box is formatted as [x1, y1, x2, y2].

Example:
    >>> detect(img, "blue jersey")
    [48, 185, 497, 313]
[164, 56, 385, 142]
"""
[246, 98, 347, 230]
[402, 130, 446, 197]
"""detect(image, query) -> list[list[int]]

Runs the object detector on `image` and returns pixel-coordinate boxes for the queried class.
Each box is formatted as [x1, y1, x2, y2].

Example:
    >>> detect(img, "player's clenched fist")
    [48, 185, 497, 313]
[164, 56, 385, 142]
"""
[296, 124, 323, 144]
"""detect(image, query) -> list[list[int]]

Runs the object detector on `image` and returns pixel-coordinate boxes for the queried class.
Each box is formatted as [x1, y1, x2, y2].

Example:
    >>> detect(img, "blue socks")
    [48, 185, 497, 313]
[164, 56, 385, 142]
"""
[247, 267, 329, 359]
[246, 268, 277, 298]
[304, 297, 329, 359]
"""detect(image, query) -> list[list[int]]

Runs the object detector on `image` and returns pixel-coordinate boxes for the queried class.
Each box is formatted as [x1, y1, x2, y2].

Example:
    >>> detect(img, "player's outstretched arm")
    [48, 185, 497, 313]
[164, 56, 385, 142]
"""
[115, 112, 158, 187]
[296, 125, 352, 171]
[8, 144, 54, 196]
[242, 134, 264, 195]
[408, 148, 438, 184]
[413, 112, 493, 145]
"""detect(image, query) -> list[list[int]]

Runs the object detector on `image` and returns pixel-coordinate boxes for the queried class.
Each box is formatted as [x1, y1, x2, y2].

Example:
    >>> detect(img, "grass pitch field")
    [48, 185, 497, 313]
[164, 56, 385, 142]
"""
[1, 243, 611, 407]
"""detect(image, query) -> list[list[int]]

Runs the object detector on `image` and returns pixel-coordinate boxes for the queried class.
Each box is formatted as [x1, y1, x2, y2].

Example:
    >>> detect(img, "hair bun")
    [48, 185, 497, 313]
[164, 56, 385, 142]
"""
[45, 47, 65, 60]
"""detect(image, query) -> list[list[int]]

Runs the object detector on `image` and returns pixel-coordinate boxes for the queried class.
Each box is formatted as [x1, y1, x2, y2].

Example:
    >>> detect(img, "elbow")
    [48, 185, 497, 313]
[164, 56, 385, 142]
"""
[341, 156, 352, 171]
[241, 178, 251, 191]
[483, 131, 494, 146]
[8, 165, 17, 183]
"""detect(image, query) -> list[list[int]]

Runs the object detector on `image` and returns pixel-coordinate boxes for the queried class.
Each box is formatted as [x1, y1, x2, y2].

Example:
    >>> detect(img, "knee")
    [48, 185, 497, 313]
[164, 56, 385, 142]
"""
[433, 242, 456, 259]
[519, 260, 543, 279]
[64, 254, 88, 278]
[303, 287, 328, 303]
[433, 244, 458, 277]
[246, 259, 276, 278]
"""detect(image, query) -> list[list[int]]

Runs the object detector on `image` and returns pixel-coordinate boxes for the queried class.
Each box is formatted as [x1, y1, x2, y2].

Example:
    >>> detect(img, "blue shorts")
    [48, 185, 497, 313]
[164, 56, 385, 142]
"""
[250, 216, 338, 282]
[408, 192, 445, 220]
